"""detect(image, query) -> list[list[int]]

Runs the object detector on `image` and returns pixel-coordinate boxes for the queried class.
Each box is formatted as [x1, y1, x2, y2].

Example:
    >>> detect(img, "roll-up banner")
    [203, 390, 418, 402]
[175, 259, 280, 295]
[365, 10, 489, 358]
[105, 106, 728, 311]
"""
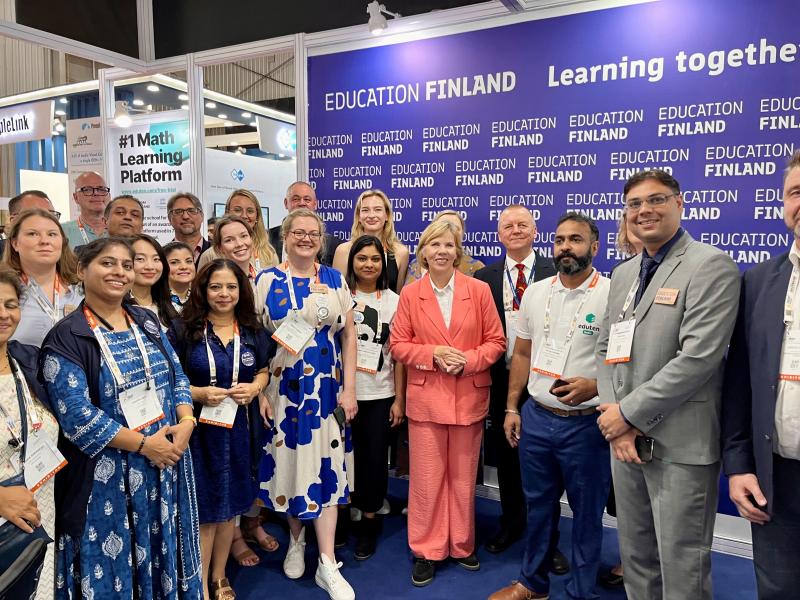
[308, 0, 800, 274]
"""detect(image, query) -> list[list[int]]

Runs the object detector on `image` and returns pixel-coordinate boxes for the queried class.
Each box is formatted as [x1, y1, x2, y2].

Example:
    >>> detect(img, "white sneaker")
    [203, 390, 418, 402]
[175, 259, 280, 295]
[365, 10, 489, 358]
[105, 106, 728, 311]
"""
[350, 506, 363, 522]
[315, 554, 356, 600]
[283, 528, 306, 579]
[376, 498, 391, 515]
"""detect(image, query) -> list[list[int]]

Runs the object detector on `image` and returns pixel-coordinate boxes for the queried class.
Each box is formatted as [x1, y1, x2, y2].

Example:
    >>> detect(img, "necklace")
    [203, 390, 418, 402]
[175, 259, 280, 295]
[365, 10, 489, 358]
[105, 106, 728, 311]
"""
[130, 290, 153, 306]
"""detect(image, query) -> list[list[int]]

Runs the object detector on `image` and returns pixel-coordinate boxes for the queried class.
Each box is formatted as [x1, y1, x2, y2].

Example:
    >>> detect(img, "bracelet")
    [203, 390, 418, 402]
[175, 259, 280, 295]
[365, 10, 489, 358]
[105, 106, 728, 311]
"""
[179, 415, 197, 427]
[504, 408, 520, 415]
[136, 435, 146, 454]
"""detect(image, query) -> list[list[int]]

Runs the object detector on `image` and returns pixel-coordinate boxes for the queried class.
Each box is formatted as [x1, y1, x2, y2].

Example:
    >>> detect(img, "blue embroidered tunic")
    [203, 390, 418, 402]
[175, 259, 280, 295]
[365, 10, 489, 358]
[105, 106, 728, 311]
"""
[42, 326, 202, 600]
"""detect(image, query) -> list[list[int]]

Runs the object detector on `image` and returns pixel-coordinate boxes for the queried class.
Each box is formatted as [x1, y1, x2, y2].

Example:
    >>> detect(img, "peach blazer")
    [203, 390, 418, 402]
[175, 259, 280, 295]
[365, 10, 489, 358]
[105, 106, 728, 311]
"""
[390, 270, 506, 426]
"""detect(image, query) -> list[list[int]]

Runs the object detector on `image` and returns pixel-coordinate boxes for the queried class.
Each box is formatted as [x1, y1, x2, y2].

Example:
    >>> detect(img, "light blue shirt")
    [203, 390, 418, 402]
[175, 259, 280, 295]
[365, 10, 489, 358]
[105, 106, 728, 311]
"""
[11, 278, 84, 347]
[62, 219, 105, 249]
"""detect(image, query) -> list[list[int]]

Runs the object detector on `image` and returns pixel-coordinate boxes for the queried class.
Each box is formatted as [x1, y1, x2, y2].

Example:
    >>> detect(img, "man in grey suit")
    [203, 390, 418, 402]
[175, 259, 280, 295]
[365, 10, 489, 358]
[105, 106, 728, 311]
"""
[595, 169, 740, 600]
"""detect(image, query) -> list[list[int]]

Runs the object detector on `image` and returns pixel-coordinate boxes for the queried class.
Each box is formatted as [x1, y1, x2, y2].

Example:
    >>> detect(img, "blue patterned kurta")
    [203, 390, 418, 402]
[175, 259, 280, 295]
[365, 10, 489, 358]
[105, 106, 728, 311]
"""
[42, 326, 202, 600]
[254, 265, 354, 520]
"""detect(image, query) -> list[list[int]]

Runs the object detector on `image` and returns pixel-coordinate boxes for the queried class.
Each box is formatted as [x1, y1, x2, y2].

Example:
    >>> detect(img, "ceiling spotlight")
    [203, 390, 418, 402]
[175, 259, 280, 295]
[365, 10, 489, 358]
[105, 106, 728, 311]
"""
[113, 101, 133, 128]
[241, 111, 252, 118]
[180, 104, 189, 110]
[367, 1, 401, 35]
[223, 121, 233, 127]
[146, 84, 160, 92]
[205, 101, 216, 109]
[52, 119, 65, 133]
[217, 113, 227, 119]
[178, 93, 189, 101]
[55, 109, 66, 116]
[132, 98, 144, 106]
[236, 146, 246, 154]
[249, 121, 257, 127]
[59, 97, 68, 104]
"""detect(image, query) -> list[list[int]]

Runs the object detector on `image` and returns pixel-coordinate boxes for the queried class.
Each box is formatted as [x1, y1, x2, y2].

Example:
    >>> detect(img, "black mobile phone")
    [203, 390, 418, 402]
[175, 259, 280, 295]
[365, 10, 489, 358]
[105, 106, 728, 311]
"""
[746, 494, 767, 512]
[549, 379, 570, 398]
[635, 435, 654, 462]
[333, 406, 347, 428]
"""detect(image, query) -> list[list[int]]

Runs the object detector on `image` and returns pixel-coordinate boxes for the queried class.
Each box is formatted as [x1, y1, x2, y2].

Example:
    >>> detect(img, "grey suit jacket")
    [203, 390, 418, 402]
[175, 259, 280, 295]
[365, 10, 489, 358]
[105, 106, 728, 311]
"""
[596, 231, 741, 465]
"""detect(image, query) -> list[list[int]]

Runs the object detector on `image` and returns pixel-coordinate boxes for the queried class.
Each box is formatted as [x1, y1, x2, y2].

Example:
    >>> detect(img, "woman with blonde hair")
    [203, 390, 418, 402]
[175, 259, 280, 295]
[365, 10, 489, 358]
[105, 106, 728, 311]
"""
[198, 189, 278, 273]
[332, 189, 409, 292]
[404, 210, 484, 285]
[4, 208, 82, 347]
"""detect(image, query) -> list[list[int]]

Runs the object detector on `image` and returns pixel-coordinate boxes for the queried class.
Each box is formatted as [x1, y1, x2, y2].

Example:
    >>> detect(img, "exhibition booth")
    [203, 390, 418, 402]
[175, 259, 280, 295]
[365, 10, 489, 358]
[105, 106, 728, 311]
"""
[2, 0, 795, 557]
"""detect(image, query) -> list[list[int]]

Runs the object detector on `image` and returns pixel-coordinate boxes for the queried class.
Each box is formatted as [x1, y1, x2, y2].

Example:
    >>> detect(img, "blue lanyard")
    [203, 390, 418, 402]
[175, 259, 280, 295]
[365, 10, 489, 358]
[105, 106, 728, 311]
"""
[505, 263, 535, 307]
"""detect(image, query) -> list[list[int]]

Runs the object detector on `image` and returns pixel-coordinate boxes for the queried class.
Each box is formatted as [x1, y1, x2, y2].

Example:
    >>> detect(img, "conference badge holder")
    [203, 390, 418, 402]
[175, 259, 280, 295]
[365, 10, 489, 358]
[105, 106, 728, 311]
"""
[505, 310, 519, 362]
[120, 382, 164, 432]
[199, 397, 238, 428]
[532, 339, 568, 378]
[272, 311, 315, 355]
[357, 339, 382, 374]
[605, 319, 635, 364]
[779, 330, 800, 380]
[23, 430, 67, 492]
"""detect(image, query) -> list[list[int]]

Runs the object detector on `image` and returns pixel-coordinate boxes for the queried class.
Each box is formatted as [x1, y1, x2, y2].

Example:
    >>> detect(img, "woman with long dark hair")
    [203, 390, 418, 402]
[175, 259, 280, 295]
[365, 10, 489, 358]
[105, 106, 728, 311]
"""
[164, 241, 196, 313]
[169, 259, 273, 599]
[127, 233, 178, 329]
[345, 235, 405, 560]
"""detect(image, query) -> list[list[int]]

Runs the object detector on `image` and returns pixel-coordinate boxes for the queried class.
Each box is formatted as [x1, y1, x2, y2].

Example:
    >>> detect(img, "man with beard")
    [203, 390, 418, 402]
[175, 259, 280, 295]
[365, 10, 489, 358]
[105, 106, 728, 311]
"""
[167, 191, 210, 266]
[489, 212, 610, 600]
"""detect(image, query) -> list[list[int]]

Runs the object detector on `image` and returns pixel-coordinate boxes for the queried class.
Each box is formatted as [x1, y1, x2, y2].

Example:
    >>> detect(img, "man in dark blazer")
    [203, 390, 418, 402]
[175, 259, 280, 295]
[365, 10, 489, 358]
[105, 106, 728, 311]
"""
[268, 180, 340, 266]
[723, 151, 800, 599]
[475, 205, 566, 571]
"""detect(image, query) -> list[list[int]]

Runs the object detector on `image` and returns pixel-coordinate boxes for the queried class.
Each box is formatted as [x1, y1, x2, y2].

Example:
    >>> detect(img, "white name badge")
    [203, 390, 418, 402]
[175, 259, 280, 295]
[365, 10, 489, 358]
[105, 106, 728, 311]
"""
[780, 330, 800, 380]
[272, 312, 315, 355]
[199, 396, 238, 428]
[119, 381, 165, 431]
[505, 311, 519, 364]
[606, 319, 636, 364]
[532, 340, 568, 378]
[357, 340, 382, 374]
[24, 430, 67, 492]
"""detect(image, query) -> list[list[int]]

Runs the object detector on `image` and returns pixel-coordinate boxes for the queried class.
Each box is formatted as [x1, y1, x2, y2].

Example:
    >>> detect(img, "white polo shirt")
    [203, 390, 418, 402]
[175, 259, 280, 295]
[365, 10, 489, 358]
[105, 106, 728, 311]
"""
[516, 269, 609, 410]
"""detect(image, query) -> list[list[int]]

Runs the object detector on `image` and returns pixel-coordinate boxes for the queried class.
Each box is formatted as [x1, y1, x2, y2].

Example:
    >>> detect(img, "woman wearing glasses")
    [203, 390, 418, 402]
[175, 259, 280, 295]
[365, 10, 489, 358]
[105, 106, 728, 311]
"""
[255, 208, 358, 600]
[62, 172, 109, 247]
[332, 189, 409, 294]
[198, 190, 277, 273]
[5, 208, 82, 347]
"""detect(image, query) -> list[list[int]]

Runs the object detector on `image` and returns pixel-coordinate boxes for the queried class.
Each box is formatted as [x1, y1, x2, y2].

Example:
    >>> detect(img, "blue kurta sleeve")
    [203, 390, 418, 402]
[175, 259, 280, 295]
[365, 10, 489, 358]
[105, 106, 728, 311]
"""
[160, 329, 193, 407]
[253, 328, 275, 370]
[41, 351, 122, 458]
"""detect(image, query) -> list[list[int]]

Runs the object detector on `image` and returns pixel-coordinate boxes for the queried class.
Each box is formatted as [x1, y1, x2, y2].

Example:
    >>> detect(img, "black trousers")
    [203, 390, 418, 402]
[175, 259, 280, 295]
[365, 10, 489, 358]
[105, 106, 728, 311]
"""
[752, 454, 800, 600]
[351, 396, 393, 514]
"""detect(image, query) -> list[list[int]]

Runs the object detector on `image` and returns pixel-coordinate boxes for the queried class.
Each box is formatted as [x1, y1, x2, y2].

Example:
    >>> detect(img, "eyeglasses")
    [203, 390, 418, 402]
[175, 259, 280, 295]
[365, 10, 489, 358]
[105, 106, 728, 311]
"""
[289, 229, 322, 240]
[10, 209, 61, 220]
[169, 207, 202, 217]
[77, 186, 110, 196]
[624, 193, 678, 211]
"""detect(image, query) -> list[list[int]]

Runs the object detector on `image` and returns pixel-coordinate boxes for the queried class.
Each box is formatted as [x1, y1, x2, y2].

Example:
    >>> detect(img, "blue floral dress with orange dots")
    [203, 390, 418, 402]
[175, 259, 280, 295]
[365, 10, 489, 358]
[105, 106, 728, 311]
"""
[254, 264, 354, 520]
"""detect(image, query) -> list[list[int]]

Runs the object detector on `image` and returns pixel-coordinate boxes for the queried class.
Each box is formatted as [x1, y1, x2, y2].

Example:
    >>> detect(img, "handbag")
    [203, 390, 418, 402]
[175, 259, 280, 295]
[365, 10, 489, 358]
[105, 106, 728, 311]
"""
[0, 358, 54, 598]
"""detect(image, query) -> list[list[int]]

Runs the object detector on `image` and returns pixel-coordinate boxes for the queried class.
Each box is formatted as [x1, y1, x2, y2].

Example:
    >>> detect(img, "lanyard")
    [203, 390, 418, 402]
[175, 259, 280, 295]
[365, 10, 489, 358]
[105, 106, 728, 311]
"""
[785, 262, 800, 326]
[283, 262, 320, 311]
[0, 357, 40, 453]
[23, 275, 61, 325]
[504, 263, 536, 309]
[204, 321, 241, 387]
[170, 288, 191, 307]
[78, 217, 91, 245]
[543, 270, 600, 345]
[83, 306, 153, 389]
[354, 289, 384, 343]
[616, 277, 641, 323]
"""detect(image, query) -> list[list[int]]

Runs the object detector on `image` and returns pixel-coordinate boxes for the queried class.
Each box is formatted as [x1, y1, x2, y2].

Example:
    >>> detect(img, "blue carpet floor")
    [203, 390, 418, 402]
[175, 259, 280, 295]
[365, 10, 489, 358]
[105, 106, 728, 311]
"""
[229, 478, 757, 599]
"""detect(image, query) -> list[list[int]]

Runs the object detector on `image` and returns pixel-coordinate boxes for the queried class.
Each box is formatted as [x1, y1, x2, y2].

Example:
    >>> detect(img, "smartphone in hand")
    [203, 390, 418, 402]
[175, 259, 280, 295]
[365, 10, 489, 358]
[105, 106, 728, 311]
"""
[549, 379, 570, 398]
[634, 435, 654, 462]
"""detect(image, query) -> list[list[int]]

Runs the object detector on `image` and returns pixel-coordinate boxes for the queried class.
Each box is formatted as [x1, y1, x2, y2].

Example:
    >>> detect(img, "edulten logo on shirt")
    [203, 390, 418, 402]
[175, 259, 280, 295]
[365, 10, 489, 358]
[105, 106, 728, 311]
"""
[579, 313, 600, 335]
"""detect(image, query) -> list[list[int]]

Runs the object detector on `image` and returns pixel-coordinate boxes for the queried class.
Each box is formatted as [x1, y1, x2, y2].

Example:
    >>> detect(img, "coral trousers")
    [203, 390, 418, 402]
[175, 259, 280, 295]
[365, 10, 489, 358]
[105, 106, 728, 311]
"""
[407, 418, 483, 560]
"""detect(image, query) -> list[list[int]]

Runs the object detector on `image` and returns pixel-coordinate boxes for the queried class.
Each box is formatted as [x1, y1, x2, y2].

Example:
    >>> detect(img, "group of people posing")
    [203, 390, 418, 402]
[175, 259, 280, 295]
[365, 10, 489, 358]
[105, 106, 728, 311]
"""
[0, 158, 797, 600]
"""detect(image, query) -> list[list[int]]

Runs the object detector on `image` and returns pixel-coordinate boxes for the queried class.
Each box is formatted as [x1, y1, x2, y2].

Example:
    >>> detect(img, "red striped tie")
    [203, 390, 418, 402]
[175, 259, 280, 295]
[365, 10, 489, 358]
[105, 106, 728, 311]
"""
[513, 263, 527, 310]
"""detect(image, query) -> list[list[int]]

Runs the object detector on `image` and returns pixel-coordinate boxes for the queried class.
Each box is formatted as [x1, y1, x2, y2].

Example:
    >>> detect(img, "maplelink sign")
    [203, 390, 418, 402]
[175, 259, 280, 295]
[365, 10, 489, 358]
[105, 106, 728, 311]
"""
[0, 100, 54, 145]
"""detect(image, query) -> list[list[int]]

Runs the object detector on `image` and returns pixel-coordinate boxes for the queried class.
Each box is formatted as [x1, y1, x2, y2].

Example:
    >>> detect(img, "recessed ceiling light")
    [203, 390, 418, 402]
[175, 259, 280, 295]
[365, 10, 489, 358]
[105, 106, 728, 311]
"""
[146, 84, 160, 92]
[55, 109, 66, 116]
[205, 101, 216, 109]
[224, 121, 233, 127]
[181, 104, 189, 110]
[249, 121, 257, 127]
[132, 99, 144, 106]
[241, 111, 251, 118]
[178, 93, 189, 101]
[217, 113, 227, 119]
[58, 98, 68, 104]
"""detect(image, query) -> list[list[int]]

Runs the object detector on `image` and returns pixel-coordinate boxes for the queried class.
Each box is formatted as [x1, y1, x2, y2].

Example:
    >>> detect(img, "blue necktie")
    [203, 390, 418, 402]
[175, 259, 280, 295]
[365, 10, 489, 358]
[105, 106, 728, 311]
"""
[635, 254, 657, 307]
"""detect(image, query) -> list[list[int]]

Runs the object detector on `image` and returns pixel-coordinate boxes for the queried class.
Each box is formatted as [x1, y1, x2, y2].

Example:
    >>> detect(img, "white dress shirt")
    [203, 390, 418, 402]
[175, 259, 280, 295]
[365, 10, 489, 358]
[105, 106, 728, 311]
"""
[776, 244, 800, 459]
[430, 272, 456, 328]
[503, 251, 537, 366]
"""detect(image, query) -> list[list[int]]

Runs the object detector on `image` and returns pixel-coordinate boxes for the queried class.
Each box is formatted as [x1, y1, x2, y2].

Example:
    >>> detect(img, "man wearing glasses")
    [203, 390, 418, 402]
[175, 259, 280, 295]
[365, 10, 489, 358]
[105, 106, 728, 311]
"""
[1, 190, 61, 255]
[595, 169, 740, 600]
[268, 181, 341, 265]
[63, 171, 111, 248]
[167, 192, 210, 266]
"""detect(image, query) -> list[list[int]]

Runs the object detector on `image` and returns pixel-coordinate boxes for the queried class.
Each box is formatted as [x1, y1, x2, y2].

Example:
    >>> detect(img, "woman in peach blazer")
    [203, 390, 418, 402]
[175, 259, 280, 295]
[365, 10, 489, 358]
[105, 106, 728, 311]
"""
[390, 220, 505, 587]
